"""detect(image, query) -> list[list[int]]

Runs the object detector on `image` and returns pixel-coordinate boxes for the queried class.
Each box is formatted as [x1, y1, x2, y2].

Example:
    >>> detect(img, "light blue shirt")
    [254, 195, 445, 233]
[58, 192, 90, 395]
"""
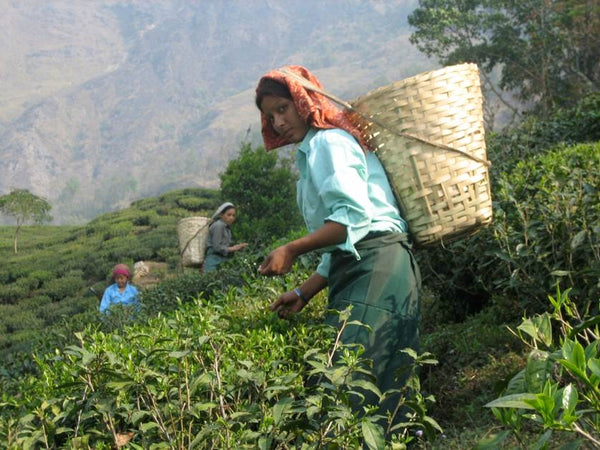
[296, 128, 407, 277]
[99, 283, 139, 313]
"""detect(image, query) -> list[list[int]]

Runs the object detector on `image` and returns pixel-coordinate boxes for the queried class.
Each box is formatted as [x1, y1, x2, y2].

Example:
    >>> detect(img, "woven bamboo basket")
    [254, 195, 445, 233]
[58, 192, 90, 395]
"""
[349, 63, 492, 245]
[177, 216, 210, 267]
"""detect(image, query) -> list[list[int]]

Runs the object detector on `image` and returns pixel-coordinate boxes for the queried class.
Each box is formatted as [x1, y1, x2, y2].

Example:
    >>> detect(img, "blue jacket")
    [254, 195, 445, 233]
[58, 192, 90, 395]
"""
[99, 283, 139, 313]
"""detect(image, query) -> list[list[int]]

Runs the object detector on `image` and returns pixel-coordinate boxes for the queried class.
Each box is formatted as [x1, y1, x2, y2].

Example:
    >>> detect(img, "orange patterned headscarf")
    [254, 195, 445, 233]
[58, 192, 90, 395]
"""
[256, 65, 368, 151]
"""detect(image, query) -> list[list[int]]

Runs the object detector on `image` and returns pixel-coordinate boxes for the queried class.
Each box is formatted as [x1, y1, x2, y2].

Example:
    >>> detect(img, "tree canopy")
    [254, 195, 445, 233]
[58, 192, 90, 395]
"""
[408, 0, 600, 116]
[0, 189, 52, 253]
[219, 143, 304, 244]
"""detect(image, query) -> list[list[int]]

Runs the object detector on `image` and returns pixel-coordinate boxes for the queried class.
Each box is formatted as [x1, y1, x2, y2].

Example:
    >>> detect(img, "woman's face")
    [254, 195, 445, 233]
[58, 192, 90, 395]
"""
[115, 274, 128, 289]
[260, 95, 310, 143]
[221, 208, 236, 225]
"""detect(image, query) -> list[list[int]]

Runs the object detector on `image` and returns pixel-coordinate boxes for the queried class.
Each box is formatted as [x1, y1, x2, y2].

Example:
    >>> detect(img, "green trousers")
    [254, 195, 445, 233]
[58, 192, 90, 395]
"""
[203, 249, 228, 272]
[327, 232, 421, 418]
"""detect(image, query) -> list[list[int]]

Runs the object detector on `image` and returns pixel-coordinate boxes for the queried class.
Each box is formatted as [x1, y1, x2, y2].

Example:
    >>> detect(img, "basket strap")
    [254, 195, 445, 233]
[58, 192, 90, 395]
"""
[276, 68, 491, 167]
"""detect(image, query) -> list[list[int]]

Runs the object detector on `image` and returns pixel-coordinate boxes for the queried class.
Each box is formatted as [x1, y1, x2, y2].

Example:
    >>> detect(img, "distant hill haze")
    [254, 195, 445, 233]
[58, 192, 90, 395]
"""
[0, 0, 432, 224]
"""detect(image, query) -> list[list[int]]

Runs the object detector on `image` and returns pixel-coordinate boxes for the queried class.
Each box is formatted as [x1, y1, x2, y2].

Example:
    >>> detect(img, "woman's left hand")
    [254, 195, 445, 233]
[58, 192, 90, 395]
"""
[258, 245, 295, 276]
[230, 243, 248, 252]
[269, 290, 306, 319]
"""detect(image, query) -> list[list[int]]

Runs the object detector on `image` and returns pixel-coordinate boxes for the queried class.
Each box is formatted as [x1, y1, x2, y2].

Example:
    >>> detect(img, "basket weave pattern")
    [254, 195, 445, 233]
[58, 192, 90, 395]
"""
[350, 63, 492, 246]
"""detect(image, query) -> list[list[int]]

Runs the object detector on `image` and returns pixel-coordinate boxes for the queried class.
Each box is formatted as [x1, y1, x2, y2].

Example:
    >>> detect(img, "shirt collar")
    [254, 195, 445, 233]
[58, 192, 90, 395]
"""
[298, 127, 317, 154]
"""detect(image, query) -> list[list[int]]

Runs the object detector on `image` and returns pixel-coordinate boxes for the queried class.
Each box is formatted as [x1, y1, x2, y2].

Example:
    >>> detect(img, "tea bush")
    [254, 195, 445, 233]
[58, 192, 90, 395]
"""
[0, 188, 220, 359]
[16, 275, 41, 291]
[0, 272, 440, 449]
[484, 287, 600, 448]
[130, 211, 156, 226]
[148, 214, 176, 228]
[102, 221, 133, 239]
[21, 294, 53, 310]
[136, 228, 178, 254]
[416, 141, 600, 323]
[492, 143, 600, 311]
[0, 283, 29, 304]
[80, 254, 108, 279]
[27, 270, 54, 286]
[3, 264, 30, 284]
[175, 196, 214, 211]
[3, 308, 44, 334]
[43, 276, 86, 301]
[487, 92, 600, 175]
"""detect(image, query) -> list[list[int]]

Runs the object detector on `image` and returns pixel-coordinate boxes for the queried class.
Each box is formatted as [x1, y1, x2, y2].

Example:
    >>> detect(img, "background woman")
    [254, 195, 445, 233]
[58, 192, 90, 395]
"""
[203, 202, 248, 272]
[99, 263, 140, 313]
[255, 66, 421, 422]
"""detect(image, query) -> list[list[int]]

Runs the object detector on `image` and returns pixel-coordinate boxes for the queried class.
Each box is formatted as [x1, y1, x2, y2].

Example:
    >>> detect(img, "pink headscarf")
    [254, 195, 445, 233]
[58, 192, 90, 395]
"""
[113, 264, 131, 278]
[256, 65, 369, 151]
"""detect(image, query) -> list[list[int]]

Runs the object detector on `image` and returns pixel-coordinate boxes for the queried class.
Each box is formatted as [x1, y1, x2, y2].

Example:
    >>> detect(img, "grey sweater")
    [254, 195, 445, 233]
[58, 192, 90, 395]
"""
[206, 219, 232, 256]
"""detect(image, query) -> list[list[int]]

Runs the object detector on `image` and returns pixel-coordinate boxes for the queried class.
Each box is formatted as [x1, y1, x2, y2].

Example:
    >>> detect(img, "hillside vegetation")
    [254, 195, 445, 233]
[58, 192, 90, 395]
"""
[0, 187, 221, 357]
[0, 92, 599, 448]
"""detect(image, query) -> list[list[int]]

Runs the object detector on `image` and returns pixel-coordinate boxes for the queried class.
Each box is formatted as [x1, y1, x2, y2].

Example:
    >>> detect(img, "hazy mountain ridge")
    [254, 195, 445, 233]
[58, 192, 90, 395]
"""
[0, 0, 432, 224]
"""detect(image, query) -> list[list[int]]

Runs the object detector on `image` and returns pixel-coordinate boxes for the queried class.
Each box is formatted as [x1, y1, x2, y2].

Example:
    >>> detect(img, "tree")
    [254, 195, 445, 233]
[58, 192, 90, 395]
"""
[0, 189, 53, 253]
[408, 0, 600, 116]
[219, 143, 304, 244]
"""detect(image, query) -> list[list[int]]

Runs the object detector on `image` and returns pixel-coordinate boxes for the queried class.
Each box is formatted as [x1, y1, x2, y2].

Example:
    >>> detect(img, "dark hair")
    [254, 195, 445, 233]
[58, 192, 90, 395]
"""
[255, 77, 292, 110]
[221, 205, 235, 215]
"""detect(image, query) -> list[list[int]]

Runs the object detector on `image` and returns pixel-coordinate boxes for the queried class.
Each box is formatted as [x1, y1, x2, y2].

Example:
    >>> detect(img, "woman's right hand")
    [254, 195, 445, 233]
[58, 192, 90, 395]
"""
[267, 273, 326, 319]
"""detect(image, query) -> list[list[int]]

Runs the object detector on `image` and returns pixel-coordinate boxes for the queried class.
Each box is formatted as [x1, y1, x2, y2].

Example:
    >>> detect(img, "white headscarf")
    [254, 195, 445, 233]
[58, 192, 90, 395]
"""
[212, 202, 234, 220]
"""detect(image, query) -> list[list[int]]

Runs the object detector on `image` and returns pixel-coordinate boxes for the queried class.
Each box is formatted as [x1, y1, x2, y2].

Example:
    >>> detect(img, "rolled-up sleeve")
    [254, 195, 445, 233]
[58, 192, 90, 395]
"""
[316, 252, 331, 278]
[307, 131, 372, 260]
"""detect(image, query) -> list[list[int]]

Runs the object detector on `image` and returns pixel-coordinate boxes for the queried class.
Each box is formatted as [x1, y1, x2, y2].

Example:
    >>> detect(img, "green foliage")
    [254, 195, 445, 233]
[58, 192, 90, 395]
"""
[43, 276, 87, 302]
[0, 189, 53, 226]
[0, 270, 441, 448]
[484, 287, 600, 448]
[417, 141, 600, 322]
[175, 196, 214, 211]
[488, 92, 600, 174]
[0, 216, 442, 448]
[493, 143, 600, 311]
[102, 221, 133, 239]
[409, 0, 600, 114]
[219, 143, 304, 244]
[0, 187, 219, 359]
[420, 297, 526, 434]
[27, 270, 54, 286]
[0, 282, 30, 305]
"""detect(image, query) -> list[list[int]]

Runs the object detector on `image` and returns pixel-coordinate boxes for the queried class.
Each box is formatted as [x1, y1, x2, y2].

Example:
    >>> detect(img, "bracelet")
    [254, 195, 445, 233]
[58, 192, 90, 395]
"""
[293, 287, 309, 304]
